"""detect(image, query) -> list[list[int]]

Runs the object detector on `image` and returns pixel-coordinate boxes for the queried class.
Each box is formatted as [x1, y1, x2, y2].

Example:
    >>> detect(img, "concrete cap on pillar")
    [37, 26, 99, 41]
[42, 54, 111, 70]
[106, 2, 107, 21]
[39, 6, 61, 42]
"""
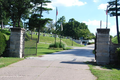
[97, 28, 110, 34]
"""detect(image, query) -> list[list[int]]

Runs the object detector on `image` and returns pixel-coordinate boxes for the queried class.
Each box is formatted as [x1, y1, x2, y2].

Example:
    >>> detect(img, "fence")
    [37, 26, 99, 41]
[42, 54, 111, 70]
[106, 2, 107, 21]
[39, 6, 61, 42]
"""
[24, 34, 37, 57]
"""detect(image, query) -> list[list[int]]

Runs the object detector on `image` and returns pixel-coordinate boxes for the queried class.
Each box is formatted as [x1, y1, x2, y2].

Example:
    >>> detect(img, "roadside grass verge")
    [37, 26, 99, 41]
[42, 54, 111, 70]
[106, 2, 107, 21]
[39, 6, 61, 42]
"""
[0, 58, 24, 68]
[87, 62, 120, 80]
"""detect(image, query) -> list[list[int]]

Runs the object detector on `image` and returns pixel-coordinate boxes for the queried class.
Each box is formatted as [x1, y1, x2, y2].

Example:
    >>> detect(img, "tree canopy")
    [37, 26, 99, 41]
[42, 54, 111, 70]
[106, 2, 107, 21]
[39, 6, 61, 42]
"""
[0, 0, 33, 28]
[54, 16, 94, 40]
[62, 18, 93, 39]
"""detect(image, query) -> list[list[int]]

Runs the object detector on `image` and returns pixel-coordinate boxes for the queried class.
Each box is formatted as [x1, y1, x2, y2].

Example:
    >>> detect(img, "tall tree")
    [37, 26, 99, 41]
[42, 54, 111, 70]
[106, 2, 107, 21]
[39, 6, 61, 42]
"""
[63, 18, 90, 40]
[0, 0, 33, 27]
[31, 0, 52, 43]
[27, 14, 52, 40]
[108, 0, 120, 43]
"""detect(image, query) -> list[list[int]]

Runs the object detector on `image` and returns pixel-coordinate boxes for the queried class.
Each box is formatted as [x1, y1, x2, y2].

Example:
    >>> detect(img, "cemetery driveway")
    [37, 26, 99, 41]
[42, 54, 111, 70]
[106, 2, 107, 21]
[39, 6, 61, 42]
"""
[0, 44, 97, 80]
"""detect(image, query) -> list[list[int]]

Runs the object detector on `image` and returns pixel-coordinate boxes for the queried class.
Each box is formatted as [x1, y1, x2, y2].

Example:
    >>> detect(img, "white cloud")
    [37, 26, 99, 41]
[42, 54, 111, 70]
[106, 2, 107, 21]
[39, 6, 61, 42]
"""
[51, 0, 87, 7]
[44, 3, 55, 9]
[82, 20, 111, 26]
[98, 3, 108, 10]
[82, 20, 119, 36]
[93, 0, 98, 3]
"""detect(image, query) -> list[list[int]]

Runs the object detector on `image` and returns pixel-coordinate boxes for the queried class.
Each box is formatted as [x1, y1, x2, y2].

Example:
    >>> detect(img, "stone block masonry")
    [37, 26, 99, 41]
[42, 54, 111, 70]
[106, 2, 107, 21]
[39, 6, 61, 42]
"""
[9, 28, 25, 58]
[96, 29, 110, 65]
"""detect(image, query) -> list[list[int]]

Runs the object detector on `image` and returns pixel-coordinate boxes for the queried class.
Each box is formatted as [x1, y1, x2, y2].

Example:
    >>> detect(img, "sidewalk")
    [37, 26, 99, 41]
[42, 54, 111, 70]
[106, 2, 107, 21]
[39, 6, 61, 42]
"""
[0, 59, 97, 80]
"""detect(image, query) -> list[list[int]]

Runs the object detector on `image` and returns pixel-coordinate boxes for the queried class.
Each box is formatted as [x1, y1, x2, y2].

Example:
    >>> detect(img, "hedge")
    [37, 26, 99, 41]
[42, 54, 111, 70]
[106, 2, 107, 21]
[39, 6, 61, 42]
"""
[49, 42, 65, 50]
[0, 31, 6, 56]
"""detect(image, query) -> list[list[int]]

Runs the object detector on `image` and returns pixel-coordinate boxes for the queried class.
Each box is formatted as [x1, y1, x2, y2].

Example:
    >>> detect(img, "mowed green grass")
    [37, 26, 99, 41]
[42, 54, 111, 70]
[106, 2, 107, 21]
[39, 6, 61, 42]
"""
[28, 33, 84, 47]
[27, 34, 61, 43]
[88, 62, 120, 80]
[0, 58, 24, 68]
[62, 39, 84, 47]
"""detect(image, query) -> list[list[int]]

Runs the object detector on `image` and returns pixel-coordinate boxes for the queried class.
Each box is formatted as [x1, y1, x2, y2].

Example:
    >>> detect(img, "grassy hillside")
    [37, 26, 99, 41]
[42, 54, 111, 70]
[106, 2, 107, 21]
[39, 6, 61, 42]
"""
[27, 33, 84, 47]
[62, 39, 84, 47]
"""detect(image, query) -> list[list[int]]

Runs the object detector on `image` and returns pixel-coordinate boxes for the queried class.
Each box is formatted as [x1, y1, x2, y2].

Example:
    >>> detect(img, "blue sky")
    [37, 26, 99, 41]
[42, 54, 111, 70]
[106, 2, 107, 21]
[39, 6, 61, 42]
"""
[43, 0, 118, 36]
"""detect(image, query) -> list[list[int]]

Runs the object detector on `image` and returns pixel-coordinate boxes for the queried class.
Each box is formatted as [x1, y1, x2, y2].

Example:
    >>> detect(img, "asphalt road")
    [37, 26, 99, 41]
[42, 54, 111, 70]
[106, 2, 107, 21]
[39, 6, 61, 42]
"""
[28, 44, 95, 62]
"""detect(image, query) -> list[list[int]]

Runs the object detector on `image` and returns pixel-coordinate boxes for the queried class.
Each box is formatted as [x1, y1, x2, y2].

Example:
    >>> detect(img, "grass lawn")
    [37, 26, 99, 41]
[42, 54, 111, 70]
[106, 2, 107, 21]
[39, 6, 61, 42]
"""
[62, 39, 84, 47]
[0, 58, 24, 68]
[27, 33, 84, 47]
[37, 43, 63, 56]
[87, 62, 120, 80]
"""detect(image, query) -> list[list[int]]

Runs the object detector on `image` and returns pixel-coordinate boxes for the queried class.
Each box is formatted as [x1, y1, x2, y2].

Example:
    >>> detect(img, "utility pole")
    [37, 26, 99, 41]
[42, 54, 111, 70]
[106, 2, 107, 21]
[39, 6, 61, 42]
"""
[115, 0, 120, 43]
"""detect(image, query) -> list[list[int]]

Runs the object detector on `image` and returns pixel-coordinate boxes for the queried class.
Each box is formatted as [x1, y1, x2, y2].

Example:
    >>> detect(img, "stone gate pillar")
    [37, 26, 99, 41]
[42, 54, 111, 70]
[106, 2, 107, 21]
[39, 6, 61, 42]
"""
[9, 28, 25, 58]
[96, 29, 110, 65]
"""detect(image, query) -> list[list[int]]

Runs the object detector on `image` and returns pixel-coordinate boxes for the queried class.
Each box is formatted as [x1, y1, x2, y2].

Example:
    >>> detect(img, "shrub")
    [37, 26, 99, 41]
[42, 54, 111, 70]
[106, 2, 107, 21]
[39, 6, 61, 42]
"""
[55, 42, 59, 48]
[0, 31, 6, 56]
[49, 42, 65, 49]
[49, 43, 55, 48]
[59, 42, 65, 49]
[115, 47, 120, 61]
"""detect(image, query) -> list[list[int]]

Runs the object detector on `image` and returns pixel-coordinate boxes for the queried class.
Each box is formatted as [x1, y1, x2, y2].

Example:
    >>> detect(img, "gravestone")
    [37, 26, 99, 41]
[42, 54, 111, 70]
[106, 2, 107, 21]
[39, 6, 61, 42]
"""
[96, 29, 110, 65]
[9, 28, 25, 58]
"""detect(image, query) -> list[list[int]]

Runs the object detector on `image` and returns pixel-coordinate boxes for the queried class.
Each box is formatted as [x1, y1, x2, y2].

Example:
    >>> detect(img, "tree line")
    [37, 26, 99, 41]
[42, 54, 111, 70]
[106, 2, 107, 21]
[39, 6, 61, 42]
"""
[0, 0, 95, 43]
[46, 16, 95, 40]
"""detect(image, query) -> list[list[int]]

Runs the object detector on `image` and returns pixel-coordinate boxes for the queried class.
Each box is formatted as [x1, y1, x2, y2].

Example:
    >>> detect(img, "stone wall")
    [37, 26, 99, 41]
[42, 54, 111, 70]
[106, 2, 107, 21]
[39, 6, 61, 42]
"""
[9, 28, 25, 58]
[109, 40, 120, 64]
[96, 29, 110, 65]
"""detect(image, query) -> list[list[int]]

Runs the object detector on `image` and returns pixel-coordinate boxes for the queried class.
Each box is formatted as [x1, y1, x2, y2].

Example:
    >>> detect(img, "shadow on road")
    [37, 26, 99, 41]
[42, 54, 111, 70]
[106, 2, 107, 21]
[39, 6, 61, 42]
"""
[60, 61, 86, 64]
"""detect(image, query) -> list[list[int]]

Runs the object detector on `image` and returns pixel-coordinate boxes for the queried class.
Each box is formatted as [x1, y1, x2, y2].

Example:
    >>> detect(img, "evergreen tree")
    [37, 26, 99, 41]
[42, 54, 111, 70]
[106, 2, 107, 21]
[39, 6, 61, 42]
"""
[31, 0, 52, 43]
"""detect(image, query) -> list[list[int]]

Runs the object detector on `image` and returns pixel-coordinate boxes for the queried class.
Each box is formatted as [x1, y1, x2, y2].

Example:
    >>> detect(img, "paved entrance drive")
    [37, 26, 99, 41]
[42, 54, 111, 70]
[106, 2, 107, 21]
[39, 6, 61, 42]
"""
[0, 45, 96, 80]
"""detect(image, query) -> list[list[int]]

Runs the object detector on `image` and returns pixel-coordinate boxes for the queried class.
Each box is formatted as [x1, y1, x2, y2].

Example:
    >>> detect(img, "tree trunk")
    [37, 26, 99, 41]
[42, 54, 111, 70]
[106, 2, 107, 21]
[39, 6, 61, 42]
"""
[13, 21, 15, 28]
[116, 0, 120, 43]
[1, 19, 3, 29]
[31, 31, 32, 39]
[37, 28, 40, 43]
[55, 34, 56, 45]
[60, 35, 61, 45]
[72, 37, 73, 46]
[37, 2, 42, 43]
[18, 17, 21, 27]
